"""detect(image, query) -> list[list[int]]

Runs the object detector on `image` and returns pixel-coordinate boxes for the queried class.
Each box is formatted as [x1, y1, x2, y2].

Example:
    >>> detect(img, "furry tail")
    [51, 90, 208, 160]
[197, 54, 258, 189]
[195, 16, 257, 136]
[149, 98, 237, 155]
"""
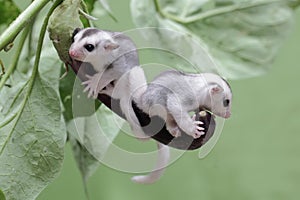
[116, 67, 170, 184]
[131, 142, 170, 184]
[128, 66, 147, 103]
[119, 66, 149, 139]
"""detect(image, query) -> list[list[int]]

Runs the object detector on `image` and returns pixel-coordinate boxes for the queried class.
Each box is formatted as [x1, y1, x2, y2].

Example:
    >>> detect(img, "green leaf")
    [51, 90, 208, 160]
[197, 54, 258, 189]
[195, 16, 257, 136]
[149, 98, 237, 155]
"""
[69, 133, 100, 199]
[131, 0, 298, 79]
[0, 189, 5, 200]
[0, 0, 20, 26]
[69, 134, 100, 183]
[69, 131, 100, 199]
[39, 55, 62, 91]
[0, 74, 66, 200]
[67, 105, 123, 181]
[48, 0, 83, 64]
[59, 70, 101, 122]
[97, 0, 117, 21]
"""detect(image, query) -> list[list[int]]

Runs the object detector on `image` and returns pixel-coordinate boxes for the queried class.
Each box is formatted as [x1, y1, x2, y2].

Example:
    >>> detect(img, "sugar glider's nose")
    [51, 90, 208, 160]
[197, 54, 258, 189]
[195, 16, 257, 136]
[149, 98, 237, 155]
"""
[224, 111, 231, 118]
[69, 49, 79, 58]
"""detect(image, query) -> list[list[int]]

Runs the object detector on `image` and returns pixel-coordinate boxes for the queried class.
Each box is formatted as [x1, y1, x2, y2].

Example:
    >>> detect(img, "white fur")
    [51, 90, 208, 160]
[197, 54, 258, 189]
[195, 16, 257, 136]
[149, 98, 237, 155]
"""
[131, 142, 170, 184]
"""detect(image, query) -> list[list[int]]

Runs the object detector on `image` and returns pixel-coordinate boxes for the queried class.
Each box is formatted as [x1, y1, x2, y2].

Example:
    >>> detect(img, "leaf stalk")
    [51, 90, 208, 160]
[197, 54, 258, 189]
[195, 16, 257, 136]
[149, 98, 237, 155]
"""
[0, 0, 50, 51]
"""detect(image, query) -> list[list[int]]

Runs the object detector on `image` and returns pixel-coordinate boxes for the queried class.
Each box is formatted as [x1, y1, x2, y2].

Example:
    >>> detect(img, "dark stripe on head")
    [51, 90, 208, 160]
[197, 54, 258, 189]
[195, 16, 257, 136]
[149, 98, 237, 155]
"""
[80, 28, 100, 40]
[72, 28, 82, 43]
[221, 77, 232, 91]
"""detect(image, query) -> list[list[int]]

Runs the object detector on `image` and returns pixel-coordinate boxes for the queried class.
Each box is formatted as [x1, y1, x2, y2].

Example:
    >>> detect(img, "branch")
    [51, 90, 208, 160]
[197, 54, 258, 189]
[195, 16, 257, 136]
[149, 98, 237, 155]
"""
[0, 27, 30, 90]
[0, 0, 52, 51]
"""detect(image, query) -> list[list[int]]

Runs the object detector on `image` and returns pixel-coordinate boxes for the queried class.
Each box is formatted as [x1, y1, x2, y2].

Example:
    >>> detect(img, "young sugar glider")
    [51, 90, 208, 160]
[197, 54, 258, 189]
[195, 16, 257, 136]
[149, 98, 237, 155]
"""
[138, 70, 232, 139]
[69, 27, 139, 98]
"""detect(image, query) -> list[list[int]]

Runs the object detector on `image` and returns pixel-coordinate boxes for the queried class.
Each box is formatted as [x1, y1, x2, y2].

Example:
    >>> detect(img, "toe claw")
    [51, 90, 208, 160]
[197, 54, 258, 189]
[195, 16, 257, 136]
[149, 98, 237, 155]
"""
[193, 121, 203, 125]
[196, 126, 204, 131]
[83, 87, 89, 93]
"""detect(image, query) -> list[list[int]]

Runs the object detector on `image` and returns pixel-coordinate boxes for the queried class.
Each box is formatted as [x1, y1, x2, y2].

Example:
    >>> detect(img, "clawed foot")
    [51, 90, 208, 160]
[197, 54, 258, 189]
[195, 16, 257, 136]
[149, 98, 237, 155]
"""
[82, 74, 101, 98]
[190, 114, 205, 139]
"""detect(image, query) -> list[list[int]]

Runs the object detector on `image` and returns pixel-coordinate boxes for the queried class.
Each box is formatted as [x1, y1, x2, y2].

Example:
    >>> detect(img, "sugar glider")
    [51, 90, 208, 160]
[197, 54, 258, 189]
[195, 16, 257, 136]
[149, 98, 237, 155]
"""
[69, 27, 139, 98]
[138, 70, 232, 138]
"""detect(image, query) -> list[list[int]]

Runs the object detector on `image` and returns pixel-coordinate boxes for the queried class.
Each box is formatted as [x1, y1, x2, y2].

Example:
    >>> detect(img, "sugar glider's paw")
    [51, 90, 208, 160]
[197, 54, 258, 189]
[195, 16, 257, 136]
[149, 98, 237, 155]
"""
[190, 114, 205, 139]
[82, 74, 100, 99]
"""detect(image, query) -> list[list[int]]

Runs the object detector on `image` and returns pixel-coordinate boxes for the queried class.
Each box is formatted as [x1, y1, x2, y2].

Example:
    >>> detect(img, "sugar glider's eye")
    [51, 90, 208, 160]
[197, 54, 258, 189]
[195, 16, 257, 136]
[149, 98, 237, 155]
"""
[84, 44, 95, 52]
[223, 99, 230, 107]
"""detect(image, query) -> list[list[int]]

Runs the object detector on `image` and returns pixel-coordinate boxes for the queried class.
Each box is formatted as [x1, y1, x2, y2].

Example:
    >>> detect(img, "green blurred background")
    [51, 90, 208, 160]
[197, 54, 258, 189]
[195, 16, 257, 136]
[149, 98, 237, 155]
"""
[38, 0, 300, 199]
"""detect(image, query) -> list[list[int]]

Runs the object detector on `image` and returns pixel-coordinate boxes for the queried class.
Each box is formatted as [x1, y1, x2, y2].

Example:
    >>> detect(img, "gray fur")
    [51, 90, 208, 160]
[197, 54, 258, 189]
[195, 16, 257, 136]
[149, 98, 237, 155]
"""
[69, 28, 139, 98]
[138, 71, 232, 138]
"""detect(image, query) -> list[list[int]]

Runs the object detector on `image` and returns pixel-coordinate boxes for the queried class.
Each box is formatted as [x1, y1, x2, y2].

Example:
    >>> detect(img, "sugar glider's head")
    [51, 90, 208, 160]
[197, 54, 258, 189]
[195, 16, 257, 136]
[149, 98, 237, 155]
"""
[202, 73, 232, 119]
[69, 28, 119, 66]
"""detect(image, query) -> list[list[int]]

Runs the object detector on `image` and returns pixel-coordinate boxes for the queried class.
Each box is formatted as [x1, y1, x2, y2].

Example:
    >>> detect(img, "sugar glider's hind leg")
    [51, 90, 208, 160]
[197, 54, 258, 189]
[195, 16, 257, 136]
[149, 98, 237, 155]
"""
[131, 142, 170, 184]
[166, 94, 204, 139]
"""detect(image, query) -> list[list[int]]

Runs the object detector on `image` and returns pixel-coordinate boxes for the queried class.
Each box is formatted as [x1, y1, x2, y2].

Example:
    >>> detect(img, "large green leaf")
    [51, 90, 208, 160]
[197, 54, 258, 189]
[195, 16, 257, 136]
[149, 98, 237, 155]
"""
[69, 134, 100, 183]
[0, 74, 66, 200]
[131, 0, 299, 79]
[68, 133, 100, 199]
[48, 0, 83, 64]
[67, 105, 123, 197]
[67, 105, 123, 182]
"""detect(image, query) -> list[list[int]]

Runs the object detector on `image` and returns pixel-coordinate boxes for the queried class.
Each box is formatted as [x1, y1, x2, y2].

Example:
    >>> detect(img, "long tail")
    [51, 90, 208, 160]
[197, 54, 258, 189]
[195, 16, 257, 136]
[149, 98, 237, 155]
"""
[121, 66, 149, 139]
[128, 66, 147, 103]
[131, 142, 170, 184]
[119, 67, 170, 184]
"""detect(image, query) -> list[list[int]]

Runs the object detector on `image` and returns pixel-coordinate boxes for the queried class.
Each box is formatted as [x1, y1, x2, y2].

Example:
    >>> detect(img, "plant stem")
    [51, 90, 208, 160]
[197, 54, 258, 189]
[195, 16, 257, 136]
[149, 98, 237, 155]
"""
[80, 0, 93, 27]
[0, 0, 62, 156]
[0, 27, 30, 90]
[0, 0, 50, 51]
[157, 0, 294, 24]
[30, 0, 62, 83]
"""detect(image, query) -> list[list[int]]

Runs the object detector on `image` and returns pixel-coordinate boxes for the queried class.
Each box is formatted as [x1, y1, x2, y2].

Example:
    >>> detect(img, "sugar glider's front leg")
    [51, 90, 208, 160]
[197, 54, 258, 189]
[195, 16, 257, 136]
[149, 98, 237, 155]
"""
[82, 70, 116, 98]
[166, 94, 204, 139]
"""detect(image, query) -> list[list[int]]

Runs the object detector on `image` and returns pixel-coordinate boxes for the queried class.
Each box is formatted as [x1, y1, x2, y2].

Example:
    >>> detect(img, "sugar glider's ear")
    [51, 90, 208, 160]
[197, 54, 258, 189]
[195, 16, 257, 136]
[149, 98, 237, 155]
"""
[104, 40, 119, 51]
[71, 28, 82, 42]
[209, 84, 224, 95]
